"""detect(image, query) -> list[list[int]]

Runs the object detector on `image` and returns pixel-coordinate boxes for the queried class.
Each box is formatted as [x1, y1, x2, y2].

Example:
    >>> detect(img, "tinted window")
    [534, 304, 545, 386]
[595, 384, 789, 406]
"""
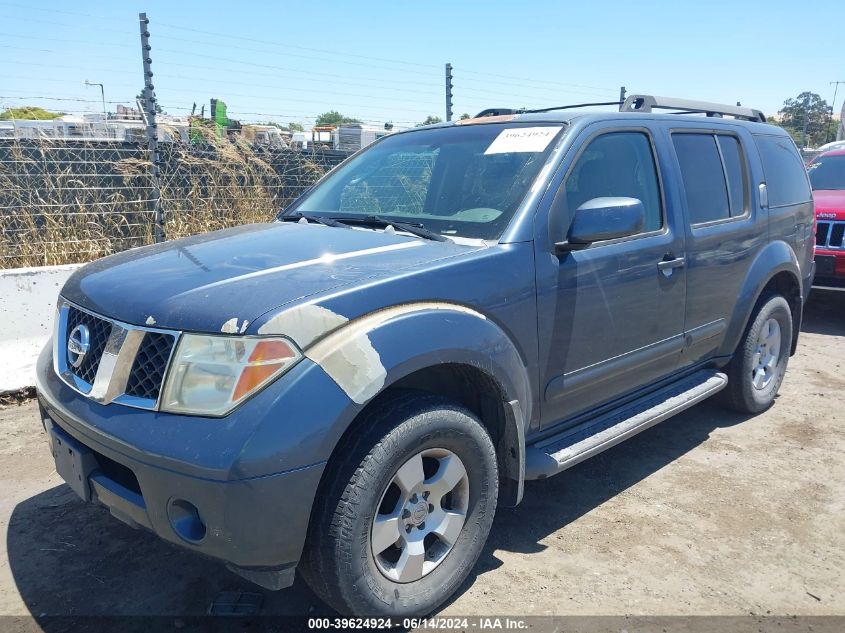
[754, 135, 811, 206]
[564, 132, 662, 233]
[717, 135, 747, 215]
[673, 134, 730, 224]
[808, 154, 845, 190]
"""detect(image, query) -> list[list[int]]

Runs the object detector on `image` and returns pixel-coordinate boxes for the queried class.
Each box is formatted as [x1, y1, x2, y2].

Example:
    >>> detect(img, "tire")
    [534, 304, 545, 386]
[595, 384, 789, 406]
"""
[718, 294, 793, 414]
[300, 391, 498, 617]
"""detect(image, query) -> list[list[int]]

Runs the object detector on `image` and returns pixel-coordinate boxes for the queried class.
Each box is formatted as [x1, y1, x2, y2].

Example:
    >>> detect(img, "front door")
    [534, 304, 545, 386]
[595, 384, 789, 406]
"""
[536, 125, 687, 427]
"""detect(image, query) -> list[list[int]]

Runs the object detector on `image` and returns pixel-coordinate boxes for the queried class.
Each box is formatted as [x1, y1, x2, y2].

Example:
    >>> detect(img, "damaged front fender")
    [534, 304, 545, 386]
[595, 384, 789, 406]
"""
[242, 301, 532, 498]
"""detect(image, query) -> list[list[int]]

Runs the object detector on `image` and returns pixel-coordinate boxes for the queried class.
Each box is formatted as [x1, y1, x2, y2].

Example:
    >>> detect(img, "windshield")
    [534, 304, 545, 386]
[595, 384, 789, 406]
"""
[809, 155, 845, 190]
[287, 122, 564, 239]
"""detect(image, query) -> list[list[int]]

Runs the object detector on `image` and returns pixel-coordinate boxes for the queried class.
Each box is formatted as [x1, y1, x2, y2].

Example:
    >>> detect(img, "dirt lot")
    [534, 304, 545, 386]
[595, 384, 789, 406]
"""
[0, 291, 843, 623]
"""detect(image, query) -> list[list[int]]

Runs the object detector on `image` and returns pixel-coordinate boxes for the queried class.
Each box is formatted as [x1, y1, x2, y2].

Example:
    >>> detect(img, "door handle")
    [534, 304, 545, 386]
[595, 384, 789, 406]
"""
[657, 255, 685, 277]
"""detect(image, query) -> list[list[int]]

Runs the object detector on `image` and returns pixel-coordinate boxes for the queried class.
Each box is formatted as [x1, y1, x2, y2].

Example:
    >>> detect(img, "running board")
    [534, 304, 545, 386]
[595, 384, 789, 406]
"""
[525, 370, 727, 479]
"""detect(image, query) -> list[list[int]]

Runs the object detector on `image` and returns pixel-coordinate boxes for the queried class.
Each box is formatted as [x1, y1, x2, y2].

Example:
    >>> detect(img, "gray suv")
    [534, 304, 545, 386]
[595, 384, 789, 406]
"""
[36, 95, 815, 617]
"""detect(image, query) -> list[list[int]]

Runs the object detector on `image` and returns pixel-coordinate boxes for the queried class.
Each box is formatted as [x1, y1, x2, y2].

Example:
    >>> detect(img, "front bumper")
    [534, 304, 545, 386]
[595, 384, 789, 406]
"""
[813, 250, 845, 288]
[36, 346, 327, 590]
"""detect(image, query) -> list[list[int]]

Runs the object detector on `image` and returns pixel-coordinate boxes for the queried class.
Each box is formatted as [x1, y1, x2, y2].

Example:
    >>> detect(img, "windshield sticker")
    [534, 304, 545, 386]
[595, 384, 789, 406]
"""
[484, 126, 562, 155]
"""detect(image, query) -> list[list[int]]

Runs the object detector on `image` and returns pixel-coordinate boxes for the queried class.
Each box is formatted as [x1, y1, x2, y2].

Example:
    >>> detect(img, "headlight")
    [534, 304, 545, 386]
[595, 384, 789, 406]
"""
[160, 334, 301, 416]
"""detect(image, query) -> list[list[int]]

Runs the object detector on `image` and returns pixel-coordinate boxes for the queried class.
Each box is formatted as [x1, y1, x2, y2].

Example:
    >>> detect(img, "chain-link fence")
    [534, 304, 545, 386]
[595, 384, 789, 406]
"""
[0, 8, 627, 270]
[0, 135, 349, 268]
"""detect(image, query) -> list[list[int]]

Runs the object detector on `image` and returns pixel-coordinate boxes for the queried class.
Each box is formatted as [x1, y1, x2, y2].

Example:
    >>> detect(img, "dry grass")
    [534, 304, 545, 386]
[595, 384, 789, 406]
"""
[0, 129, 332, 269]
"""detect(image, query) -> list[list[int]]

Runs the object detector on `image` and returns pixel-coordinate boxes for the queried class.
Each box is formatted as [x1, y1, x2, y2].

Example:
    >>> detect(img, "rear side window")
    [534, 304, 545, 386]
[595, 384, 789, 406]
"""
[754, 135, 811, 207]
[673, 134, 730, 223]
[672, 132, 749, 224]
[717, 136, 747, 215]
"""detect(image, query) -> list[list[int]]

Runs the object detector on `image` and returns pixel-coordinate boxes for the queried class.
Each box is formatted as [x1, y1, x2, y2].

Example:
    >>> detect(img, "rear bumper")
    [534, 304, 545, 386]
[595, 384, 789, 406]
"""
[35, 347, 326, 590]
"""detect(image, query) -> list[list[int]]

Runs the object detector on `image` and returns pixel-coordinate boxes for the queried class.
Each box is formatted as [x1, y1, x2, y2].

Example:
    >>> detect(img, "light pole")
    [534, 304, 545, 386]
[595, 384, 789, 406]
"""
[84, 80, 106, 116]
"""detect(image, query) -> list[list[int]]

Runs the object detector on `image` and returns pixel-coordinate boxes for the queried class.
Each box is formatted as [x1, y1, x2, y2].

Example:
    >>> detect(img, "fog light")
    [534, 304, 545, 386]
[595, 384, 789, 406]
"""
[168, 499, 206, 543]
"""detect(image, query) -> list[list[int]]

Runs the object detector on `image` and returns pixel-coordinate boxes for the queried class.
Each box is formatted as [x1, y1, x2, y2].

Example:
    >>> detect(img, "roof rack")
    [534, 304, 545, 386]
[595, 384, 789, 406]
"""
[474, 101, 622, 118]
[473, 96, 766, 123]
[620, 94, 766, 123]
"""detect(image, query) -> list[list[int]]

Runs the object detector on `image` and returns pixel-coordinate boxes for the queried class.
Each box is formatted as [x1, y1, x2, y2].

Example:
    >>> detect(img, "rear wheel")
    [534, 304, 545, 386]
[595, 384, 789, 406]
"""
[300, 392, 498, 616]
[719, 294, 793, 414]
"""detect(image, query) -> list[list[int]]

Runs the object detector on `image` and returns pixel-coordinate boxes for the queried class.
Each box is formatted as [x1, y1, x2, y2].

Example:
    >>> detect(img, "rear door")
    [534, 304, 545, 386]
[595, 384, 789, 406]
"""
[668, 127, 763, 365]
[535, 123, 687, 427]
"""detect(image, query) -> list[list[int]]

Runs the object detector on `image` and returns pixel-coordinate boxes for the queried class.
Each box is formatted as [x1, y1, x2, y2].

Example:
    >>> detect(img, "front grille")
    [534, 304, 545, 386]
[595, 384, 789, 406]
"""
[56, 301, 180, 410]
[831, 224, 845, 248]
[816, 221, 830, 246]
[65, 306, 113, 385]
[817, 220, 845, 249]
[124, 332, 175, 400]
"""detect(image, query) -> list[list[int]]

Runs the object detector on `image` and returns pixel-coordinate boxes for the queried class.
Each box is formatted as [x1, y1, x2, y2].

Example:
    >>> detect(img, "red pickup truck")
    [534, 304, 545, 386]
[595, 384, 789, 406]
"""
[809, 148, 845, 288]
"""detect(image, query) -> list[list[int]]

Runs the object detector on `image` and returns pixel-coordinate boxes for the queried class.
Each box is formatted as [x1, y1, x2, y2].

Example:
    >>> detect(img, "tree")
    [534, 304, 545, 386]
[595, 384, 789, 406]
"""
[459, 113, 471, 120]
[315, 110, 360, 126]
[288, 122, 304, 132]
[416, 115, 443, 127]
[0, 106, 62, 120]
[775, 92, 831, 148]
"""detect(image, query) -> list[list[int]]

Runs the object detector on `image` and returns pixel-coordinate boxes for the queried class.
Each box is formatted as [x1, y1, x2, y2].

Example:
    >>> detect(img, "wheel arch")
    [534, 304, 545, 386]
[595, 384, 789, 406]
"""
[720, 241, 803, 358]
[302, 304, 532, 509]
[383, 363, 525, 507]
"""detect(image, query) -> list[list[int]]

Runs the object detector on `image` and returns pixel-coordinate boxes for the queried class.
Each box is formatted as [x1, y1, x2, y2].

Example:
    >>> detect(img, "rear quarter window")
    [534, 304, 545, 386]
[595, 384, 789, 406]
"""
[753, 135, 811, 207]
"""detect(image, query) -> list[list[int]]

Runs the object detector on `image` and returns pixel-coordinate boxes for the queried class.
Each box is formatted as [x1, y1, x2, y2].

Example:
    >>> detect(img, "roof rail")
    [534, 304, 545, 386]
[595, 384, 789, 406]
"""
[620, 94, 766, 123]
[474, 108, 519, 117]
[474, 101, 623, 118]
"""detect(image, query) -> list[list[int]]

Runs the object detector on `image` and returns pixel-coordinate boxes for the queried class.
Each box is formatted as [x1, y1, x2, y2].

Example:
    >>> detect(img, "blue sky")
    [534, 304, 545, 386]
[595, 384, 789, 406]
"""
[0, 0, 842, 128]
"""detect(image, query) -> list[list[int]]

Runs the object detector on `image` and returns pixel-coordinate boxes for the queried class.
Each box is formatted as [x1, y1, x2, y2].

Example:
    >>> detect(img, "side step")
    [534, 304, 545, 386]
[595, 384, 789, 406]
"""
[525, 370, 727, 479]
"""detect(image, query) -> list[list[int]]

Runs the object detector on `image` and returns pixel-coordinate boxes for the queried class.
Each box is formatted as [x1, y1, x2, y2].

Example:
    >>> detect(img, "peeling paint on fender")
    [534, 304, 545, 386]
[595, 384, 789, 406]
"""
[221, 317, 240, 333]
[305, 302, 487, 404]
[307, 332, 385, 404]
[257, 304, 348, 348]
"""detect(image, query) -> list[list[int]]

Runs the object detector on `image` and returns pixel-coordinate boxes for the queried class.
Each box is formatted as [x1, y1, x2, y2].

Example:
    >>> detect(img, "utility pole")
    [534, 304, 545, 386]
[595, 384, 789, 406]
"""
[839, 98, 845, 141]
[139, 12, 164, 243]
[445, 63, 453, 122]
[827, 81, 845, 144]
[837, 97, 845, 142]
[84, 80, 106, 116]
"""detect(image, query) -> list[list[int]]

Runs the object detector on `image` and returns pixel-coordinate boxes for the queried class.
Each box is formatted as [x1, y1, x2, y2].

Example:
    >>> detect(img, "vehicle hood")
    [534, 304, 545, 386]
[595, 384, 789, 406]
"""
[813, 189, 845, 219]
[62, 222, 484, 333]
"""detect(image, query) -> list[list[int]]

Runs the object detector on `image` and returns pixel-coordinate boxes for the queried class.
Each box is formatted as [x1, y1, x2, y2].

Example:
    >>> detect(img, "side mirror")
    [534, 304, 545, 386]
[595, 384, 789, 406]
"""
[555, 197, 645, 253]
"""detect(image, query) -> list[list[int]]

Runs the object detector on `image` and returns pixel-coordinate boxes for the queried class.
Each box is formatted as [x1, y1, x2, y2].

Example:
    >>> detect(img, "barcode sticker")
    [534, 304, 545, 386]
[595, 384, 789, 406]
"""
[484, 126, 562, 155]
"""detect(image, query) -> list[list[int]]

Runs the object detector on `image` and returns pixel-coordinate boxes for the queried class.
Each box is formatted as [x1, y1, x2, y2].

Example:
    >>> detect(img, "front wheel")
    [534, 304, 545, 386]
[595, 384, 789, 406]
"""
[719, 294, 793, 414]
[300, 392, 499, 616]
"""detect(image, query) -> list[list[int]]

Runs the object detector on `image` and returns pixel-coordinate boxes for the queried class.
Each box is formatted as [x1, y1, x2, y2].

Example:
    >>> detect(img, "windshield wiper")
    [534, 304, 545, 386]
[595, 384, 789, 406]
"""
[280, 213, 351, 229]
[331, 215, 448, 242]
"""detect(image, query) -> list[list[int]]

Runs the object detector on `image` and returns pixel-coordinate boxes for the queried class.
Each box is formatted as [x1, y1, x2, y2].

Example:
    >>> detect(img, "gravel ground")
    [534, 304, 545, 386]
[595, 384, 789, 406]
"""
[0, 291, 843, 625]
